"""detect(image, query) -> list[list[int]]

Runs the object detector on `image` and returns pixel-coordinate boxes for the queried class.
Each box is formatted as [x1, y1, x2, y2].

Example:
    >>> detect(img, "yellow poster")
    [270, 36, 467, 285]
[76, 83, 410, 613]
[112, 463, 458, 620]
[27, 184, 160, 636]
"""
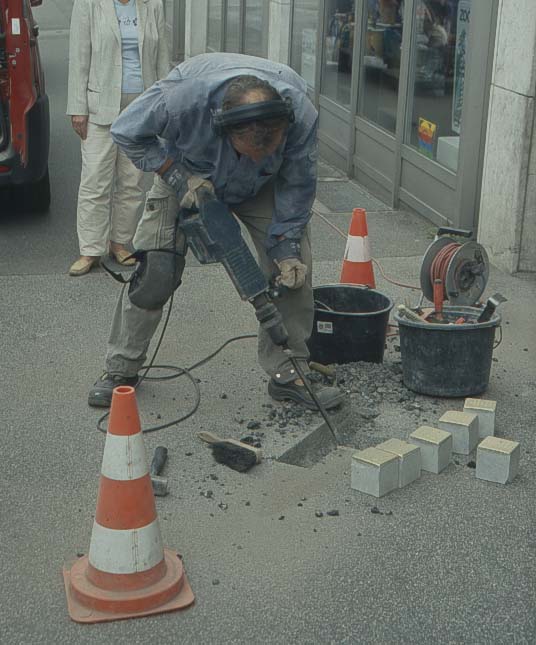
[418, 118, 437, 159]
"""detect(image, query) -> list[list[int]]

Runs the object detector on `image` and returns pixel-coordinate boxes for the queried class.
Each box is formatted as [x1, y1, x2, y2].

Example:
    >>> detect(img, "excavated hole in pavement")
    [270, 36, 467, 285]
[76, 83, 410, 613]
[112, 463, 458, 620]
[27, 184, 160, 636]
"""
[266, 347, 459, 468]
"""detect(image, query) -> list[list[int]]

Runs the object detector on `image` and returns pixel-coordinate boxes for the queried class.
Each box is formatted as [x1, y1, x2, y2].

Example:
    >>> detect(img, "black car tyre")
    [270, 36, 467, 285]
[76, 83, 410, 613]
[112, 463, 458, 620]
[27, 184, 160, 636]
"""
[11, 167, 51, 213]
[26, 168, 51, 212]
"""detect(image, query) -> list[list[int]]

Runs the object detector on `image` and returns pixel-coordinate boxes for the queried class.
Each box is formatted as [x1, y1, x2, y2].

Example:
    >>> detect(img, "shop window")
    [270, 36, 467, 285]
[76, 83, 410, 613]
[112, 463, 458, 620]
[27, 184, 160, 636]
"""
[244, 0, 269, 57]
[321, 0, 356, 107]
[290, 0, 320, 90]
[358, 0, 405, 133]
[207, 0, 223, 51]
[406, 0, 469, 172]
[225, 0, 241, 52]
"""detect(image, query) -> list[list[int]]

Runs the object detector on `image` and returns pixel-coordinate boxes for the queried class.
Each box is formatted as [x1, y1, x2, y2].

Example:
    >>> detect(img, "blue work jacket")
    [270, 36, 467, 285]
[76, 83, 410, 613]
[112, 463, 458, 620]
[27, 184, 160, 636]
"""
[110, 53, 319, 248]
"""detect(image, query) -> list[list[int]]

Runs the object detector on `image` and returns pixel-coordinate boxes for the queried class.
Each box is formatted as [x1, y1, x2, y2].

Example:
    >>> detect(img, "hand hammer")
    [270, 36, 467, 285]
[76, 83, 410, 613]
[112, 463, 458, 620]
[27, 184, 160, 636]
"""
[150, 446, 169, 497]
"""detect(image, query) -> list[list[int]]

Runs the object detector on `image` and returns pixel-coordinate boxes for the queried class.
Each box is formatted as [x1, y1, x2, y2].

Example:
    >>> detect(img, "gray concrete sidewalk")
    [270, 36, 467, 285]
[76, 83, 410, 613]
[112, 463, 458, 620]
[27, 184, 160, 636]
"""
[1, 163, 535, 644]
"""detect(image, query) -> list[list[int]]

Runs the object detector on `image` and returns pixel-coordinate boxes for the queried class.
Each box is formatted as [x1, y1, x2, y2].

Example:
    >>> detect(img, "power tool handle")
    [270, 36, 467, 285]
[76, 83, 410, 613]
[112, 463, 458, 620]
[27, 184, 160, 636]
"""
[151, 446, 168, 476]
[437, 227, 473, 238]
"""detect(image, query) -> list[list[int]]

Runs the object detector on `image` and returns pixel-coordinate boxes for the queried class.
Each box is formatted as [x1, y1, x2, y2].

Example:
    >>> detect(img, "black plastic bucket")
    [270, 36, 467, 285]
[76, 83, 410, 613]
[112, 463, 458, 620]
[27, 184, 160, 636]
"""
[307, 284, 394, 365]
[394, 306, 501, 397]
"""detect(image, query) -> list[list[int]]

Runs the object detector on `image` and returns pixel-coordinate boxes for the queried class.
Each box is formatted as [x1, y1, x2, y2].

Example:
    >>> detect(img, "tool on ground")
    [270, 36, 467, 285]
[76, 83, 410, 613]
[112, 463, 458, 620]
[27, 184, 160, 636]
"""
[64, 386, 194, 623]
[397, 304, 430, 324]
[420, 227, 490, 307]
[150, 446, 169, 497]
[477, 293, 507, 323]
[198, 431, 262, 473]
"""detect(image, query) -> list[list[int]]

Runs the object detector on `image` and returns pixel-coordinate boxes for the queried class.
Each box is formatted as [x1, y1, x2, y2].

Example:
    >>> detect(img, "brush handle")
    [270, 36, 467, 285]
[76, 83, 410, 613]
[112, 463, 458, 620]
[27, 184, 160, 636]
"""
[198, 431, 224, 445]
[198, 431, 262, 462]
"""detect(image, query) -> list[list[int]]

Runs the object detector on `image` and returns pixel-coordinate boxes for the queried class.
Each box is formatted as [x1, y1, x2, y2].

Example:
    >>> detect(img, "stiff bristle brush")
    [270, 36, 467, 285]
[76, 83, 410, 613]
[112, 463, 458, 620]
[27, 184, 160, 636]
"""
[198, 431, 263, 473]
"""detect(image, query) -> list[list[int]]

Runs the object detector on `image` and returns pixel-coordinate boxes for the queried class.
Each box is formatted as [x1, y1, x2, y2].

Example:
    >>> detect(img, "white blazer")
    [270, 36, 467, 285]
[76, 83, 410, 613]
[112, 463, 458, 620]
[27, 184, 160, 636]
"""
[67, 0, 171, 124]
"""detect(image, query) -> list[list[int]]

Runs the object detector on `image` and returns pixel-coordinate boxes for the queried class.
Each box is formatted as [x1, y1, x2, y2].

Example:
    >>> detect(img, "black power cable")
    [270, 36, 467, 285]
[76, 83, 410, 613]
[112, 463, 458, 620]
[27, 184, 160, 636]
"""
[96, 289, 257, 434]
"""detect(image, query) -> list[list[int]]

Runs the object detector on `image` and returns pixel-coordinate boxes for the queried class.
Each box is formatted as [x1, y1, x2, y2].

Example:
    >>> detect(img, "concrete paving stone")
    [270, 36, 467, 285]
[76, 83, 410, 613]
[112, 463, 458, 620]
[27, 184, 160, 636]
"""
[409, 426, 452, 474]
[376, 438, 421, 488]
[438, 411, 479, 455]
[351, 447, 399, 498]
[476, 436, 521, 484]
[464, 398, 497, 438]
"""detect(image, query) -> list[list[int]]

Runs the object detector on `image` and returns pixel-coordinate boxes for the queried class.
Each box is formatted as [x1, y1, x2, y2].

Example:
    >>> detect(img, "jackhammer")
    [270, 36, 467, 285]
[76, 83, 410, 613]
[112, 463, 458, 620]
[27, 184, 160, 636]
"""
[177, 190, 339, 441]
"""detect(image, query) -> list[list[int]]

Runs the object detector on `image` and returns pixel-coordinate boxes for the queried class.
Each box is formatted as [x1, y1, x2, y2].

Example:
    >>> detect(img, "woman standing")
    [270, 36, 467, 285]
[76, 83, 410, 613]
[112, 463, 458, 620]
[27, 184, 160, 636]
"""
[67, 0, 170, 276]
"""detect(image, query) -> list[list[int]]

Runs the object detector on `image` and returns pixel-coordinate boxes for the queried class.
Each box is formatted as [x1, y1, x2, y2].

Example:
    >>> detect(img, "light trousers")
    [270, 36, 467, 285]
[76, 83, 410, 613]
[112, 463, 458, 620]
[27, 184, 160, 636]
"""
[105, 177, 314, 382]
[76, 94, 144, 256]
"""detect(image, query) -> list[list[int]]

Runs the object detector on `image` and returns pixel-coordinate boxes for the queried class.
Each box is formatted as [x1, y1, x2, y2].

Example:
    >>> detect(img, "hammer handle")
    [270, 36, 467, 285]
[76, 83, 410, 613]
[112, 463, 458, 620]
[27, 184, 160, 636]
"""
[151, 446, 168, 476]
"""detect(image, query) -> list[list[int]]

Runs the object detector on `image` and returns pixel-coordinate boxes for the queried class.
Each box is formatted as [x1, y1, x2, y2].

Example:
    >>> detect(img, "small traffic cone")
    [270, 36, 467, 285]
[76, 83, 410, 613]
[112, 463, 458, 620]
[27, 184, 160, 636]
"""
[63, 386, 194, 623]
[340, 208, 376, 288]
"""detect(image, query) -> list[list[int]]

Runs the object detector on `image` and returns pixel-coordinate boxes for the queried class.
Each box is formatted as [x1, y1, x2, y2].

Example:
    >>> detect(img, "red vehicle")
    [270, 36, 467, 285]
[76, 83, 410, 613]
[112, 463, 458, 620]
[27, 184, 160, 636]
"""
[0, 0, 50, 211]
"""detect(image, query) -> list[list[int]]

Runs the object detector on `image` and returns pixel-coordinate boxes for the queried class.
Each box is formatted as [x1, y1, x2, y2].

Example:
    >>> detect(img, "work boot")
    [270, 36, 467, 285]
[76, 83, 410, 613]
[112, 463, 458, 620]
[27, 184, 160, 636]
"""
[88, 372, 139, 408]
[268, 378, 344, 411]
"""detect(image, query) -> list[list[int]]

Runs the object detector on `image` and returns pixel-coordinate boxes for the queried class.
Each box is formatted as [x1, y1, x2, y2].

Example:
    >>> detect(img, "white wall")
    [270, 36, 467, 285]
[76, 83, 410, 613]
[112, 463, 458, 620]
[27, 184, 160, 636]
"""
[479, 0, 536, 273]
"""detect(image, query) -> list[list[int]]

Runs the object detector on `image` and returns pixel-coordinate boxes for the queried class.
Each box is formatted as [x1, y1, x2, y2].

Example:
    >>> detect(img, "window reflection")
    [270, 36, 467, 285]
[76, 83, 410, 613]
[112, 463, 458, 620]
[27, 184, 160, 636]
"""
[407, 0, 468, 172]
[359, 0, 404, 133]
[225, 0, 241, 52]
[207, 0, 223, 51]
[321, 0, 356, 107]
[244, 0, 268, 57]
[291, 0, 320, 90]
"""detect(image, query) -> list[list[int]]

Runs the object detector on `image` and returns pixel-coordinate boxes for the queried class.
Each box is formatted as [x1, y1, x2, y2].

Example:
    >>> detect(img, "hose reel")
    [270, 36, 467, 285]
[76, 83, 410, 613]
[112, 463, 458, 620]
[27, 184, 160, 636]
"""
[420, 228, 490, 306]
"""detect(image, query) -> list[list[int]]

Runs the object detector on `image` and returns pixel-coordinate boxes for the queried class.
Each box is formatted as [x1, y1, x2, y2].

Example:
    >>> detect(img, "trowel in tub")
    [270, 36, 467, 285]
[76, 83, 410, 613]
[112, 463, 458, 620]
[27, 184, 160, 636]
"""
[477, 293, 507, 323]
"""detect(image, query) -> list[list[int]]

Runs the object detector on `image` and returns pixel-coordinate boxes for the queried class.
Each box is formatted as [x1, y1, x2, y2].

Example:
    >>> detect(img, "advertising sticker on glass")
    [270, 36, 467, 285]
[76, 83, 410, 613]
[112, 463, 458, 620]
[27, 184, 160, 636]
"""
[452, 0, 471, 134]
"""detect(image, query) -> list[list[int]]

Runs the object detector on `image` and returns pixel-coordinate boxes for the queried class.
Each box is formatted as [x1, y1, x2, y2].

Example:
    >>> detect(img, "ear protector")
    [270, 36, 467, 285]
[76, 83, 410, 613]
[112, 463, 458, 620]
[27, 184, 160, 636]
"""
[211, 97, 295, 136]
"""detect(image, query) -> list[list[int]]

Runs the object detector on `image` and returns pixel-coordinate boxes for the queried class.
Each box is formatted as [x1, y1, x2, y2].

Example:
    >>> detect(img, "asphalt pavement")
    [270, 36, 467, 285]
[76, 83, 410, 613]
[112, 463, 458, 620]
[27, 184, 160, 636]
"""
[1, 2, 535, 643]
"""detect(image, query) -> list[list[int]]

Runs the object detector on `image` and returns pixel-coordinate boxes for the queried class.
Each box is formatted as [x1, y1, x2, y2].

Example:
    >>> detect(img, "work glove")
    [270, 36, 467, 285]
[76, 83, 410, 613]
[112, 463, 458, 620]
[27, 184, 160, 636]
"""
[180, 176, 215, 209]
[161, 163, 214, 207]
[275, 258, 308, 290]
[269, 238, 308, 290]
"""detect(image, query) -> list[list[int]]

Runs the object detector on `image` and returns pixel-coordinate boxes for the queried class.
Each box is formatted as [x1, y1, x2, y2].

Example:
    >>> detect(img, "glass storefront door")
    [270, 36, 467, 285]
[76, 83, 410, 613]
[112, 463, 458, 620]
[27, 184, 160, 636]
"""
[206, 0, 269, 57]
[290, 0, 320, 91]
[321, 0, 356, 107]
[225, 0, 241, 52]
[207, 0, 223, 52]
[406, 0, 469, 172]
[316, 0, 357, 169]
[358, 0, 405, 134]
[351, 0, 496, 228]
[244, 0, 269, 57]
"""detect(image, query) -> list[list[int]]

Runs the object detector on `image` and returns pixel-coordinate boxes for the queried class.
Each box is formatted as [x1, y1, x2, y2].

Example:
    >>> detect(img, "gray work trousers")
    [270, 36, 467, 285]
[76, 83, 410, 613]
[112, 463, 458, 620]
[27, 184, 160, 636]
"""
[105, 176, 314, 383]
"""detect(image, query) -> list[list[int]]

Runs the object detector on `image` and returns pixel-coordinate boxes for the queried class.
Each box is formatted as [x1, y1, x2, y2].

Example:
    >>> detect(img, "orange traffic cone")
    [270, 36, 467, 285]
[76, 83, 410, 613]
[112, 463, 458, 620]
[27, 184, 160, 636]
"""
[340, 208, 376, 288]
[63, 386, 194, 623]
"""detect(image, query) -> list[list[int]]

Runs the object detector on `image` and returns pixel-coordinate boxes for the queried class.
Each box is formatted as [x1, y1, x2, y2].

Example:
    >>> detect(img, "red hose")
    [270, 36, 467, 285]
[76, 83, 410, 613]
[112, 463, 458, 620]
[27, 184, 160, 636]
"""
[430, 243, 460, 299]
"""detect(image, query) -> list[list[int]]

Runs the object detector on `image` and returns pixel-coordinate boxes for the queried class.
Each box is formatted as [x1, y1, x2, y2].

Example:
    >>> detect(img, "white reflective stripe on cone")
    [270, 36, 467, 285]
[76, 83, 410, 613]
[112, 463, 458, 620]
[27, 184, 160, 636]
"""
[88, 519, 164, 574]
[344, 235, 372, 263]
[100, 432, 149, 481]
